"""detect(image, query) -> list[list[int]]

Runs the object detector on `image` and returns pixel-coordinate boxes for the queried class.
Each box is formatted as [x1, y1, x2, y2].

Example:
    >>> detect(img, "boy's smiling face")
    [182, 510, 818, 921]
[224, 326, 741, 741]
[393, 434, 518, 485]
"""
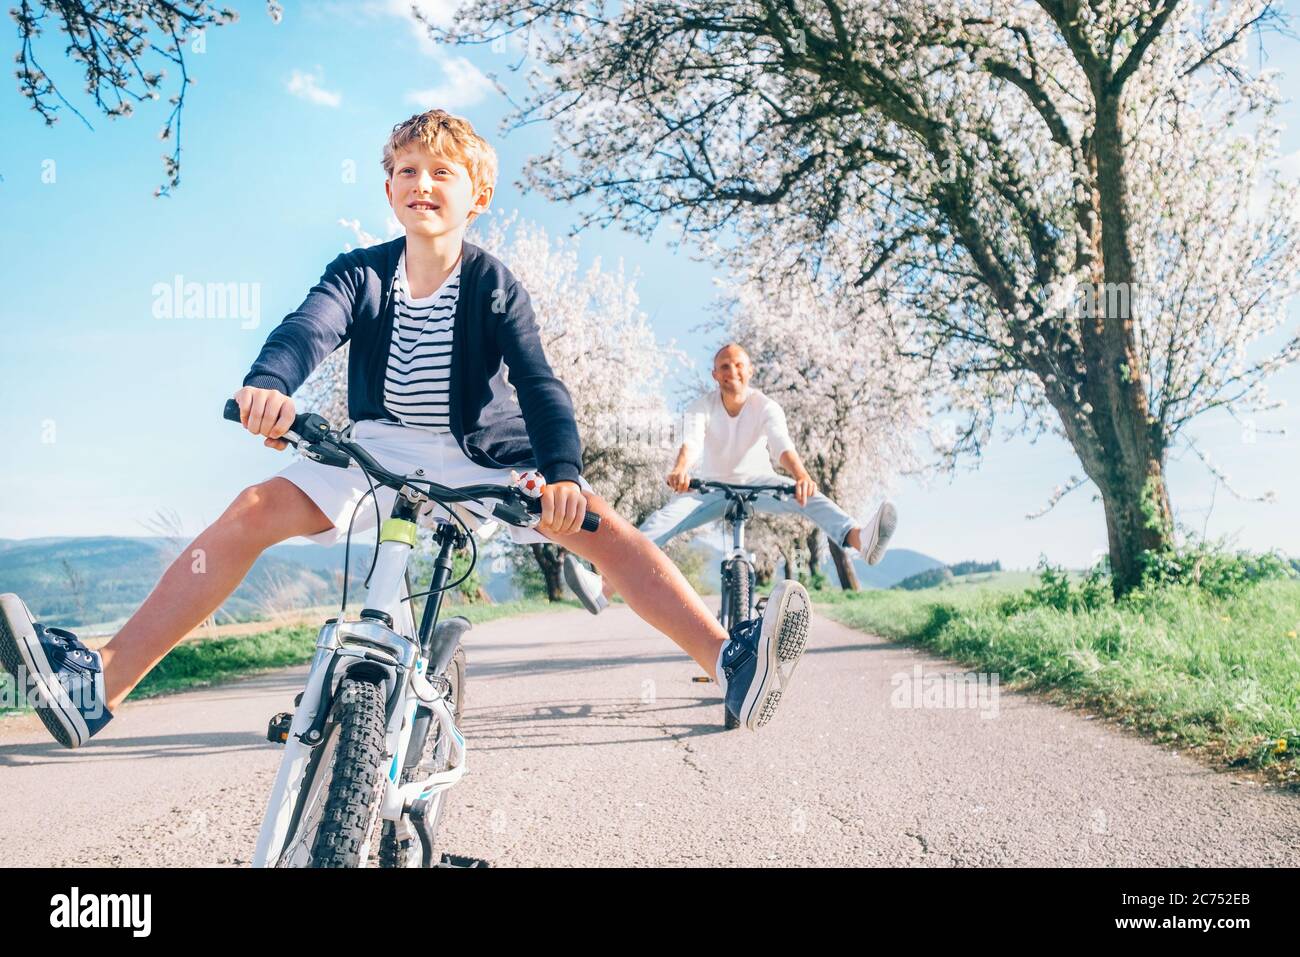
[385, 144, 492, 240]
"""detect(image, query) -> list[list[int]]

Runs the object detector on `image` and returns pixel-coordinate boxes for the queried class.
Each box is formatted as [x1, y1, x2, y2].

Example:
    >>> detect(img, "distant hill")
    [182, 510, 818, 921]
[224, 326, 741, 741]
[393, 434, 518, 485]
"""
[895, 566, 955, 591]
[0, 536, 524, 631]
[0, 537, 354, 631]
[895, 560, 1002, 591]
[691, 536, 945, 589]
[833, 548, 948, 588]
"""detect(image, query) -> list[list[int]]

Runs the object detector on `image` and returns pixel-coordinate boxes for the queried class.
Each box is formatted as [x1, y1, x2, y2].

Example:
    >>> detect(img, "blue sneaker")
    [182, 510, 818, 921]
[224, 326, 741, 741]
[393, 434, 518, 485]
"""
[0, 593, 114, 748]
[719, 580, 811, 730]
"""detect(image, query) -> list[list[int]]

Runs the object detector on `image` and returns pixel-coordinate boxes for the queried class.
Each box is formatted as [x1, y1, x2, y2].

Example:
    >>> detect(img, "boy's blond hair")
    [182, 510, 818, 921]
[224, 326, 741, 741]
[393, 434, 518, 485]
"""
[382, 110, 498, 225]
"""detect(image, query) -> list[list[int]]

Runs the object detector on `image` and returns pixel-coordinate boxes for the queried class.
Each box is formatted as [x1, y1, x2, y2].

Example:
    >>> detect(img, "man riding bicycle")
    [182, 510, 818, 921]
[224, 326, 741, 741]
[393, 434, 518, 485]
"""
[564, 343, 898, 612]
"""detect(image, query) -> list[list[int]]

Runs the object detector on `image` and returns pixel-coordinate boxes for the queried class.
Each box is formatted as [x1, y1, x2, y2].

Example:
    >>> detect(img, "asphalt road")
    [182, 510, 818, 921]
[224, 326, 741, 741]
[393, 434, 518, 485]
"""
[1, 603, 1297, 867]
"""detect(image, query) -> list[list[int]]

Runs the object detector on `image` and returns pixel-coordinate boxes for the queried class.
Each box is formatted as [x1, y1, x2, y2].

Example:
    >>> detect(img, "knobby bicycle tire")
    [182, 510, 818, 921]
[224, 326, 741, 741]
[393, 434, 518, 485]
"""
[307, 678, 390, 867]
[727, 560, 754, 627]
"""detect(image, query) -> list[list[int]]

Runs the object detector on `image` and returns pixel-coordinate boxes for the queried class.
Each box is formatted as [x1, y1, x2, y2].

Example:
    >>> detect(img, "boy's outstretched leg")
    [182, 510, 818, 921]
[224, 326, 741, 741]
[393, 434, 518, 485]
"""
[0, 478, 335, 748]
[98, 478, 335, 710]
[547, 493, 811, 731]
[562, 490, 720, 614]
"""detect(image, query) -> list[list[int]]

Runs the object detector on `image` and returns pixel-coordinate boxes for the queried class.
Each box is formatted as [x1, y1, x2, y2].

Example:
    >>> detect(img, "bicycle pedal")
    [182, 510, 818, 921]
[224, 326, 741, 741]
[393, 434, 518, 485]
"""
[266, 712, 293, 744]
[691, 675, 712, 683]
[436, 852, 490, 868]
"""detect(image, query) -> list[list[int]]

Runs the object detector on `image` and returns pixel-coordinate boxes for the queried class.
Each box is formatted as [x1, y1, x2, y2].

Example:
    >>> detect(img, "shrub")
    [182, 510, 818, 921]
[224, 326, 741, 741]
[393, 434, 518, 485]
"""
[1138, 544, 1295, 600]
[1000, 561, 1110, 614]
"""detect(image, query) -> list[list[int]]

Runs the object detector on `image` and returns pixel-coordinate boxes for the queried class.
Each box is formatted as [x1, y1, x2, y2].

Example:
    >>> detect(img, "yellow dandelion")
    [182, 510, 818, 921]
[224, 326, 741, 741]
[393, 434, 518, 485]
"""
[1289, 630, 1298, 639]
[1274, 739, 1288, 755]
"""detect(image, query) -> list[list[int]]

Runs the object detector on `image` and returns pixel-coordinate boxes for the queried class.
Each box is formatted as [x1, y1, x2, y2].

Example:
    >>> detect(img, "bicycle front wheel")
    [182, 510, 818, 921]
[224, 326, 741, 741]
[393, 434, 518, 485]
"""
[726, 560, 753, 627]
[278, 678, 390, 868]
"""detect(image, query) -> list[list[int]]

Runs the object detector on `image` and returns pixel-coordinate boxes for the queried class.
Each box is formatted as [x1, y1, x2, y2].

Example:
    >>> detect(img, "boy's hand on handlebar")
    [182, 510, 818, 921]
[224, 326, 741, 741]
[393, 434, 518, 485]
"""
[233, 386, 296, 451]
[538, 481, 588, 535]
[666, 467, 691, 492]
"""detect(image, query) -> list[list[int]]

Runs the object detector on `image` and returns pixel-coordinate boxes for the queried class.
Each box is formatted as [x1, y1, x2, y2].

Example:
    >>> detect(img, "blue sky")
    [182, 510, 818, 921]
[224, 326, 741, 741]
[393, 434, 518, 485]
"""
[1, 1, 1297, 569]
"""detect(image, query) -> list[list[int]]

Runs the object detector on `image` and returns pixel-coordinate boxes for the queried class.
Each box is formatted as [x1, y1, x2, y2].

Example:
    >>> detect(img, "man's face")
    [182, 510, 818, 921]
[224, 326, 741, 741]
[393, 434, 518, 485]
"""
[712, 347, 753, 392]
[385, 145, 492, 240]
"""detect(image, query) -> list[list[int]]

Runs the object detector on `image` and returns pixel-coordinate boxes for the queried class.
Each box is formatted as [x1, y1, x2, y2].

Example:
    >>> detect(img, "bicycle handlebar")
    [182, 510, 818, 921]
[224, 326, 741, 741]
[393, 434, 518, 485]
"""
[223, 399, 600, 534]
[688, 477, 797, 497]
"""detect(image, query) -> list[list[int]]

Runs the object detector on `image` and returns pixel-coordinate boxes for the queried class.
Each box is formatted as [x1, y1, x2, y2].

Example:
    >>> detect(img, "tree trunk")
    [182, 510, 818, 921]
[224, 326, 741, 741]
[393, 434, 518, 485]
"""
[451, 584, 493, 605]
[1080, 94, 1174, 595]
[777, 542, 795, 581]
[828, 539, 860, 591]
[529, 543, 566, 602]
[804, 529, 819, 582]
[1096, 457, 1173, 595]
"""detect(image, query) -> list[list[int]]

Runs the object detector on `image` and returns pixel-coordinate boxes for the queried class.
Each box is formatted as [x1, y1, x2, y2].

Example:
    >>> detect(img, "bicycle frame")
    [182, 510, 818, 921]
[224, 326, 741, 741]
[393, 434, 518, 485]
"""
[252, 483, 469, 868]
[219, 397, 596, 866]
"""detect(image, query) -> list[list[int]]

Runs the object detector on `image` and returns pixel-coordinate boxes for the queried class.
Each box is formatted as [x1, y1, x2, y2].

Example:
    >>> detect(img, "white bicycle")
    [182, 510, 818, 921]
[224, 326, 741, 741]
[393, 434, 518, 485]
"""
[222, 400, 600, 867]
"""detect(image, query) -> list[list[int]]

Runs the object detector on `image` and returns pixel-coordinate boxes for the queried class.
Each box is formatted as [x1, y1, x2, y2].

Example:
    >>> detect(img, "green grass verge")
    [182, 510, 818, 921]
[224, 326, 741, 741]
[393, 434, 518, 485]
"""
[1, 598, 581, 712]
[811, 581, 1300, 785]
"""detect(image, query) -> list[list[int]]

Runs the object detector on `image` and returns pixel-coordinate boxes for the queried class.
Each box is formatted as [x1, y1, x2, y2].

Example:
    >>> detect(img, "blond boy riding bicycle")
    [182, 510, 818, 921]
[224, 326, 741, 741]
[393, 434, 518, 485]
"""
[1, 110, 811, 745]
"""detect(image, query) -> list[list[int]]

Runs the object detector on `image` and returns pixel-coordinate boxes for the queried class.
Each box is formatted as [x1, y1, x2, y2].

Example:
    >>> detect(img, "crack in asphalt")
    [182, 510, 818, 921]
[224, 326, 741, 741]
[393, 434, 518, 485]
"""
[645, 705, 709, 782]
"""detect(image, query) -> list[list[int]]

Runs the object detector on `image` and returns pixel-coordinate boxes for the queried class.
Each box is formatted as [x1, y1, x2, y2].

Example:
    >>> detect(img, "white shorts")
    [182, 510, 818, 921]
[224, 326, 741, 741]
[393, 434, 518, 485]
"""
[273, 418, 593, 547]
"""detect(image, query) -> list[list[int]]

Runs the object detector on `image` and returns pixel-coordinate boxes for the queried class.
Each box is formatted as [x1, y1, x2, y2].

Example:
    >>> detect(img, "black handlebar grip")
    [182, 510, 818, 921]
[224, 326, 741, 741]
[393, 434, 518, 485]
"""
[688, 478, 703, 490]
[520, 498, 602, 533]
[224, 399, 329, 446]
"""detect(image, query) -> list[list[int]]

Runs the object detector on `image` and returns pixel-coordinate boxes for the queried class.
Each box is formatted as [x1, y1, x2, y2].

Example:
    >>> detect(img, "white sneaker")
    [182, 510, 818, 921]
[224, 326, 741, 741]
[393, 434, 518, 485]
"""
[562, 553, 609, 615]
[855, 502, 898, 566]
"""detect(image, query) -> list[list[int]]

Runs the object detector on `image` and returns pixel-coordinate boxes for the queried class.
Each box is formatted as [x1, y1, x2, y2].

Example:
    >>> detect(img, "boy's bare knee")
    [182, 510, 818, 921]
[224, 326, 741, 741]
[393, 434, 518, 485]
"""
[219, 479, 332, 545]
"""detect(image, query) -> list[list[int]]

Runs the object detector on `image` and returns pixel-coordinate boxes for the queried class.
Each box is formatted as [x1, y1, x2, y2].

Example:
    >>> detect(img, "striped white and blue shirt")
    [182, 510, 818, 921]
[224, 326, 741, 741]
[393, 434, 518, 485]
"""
[383, 251, 461, 432]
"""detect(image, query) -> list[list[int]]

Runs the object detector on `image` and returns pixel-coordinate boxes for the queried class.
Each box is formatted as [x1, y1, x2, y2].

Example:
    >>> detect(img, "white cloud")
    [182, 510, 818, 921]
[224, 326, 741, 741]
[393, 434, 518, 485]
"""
[405, 56, 496, 110]
[286, 68, 342, 108]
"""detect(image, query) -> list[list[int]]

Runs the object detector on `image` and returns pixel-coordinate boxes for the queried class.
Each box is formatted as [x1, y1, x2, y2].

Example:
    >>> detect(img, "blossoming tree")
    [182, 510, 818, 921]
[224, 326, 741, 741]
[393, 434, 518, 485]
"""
[422, 0, 1300, 594]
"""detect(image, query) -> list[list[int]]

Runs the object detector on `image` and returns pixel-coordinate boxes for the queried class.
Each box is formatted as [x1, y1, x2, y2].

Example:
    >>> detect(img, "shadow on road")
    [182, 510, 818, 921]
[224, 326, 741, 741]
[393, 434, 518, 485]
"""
[461, 696, 731, 750]
[0, 731, 272, 765]
[463, 638, 892, 685]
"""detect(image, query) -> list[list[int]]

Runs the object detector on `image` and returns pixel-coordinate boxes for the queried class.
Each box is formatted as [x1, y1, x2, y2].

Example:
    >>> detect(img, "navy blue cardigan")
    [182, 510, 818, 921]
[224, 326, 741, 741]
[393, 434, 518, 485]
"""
[243, 236, 584, 484]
